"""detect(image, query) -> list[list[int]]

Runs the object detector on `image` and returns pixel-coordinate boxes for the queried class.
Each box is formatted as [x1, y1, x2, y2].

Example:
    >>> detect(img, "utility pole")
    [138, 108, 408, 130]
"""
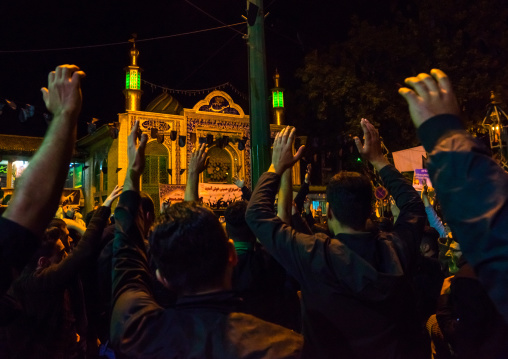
[246, 0, 271, 187]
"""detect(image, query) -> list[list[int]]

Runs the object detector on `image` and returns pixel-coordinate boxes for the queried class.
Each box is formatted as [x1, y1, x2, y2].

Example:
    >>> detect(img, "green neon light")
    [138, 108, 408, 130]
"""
[126, 70, 140, 90]
[272, 91, 284, 108]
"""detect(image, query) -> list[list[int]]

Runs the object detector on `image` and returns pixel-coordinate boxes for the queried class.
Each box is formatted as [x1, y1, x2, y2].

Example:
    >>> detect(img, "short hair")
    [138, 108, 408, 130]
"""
[27, 228, 60, 269]
[149, 201, 229, 294]
[326, 171, 373, 230]
[224, 201, 255, 243]
[421, 226, 439, 253]
[49, 218, 67, 231]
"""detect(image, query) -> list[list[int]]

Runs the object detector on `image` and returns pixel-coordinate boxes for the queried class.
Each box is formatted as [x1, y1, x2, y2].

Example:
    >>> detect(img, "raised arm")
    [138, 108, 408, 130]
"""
[294, 164, 311, 212]
[184, 143, 208, 202]
[3, 65, 85, 237]
[355, 118, 425, 270]
[111, 121, 163, 354]
[277, 169, 293, 224]
[399, 69, 508, 322]
[233, 175, 252, 201]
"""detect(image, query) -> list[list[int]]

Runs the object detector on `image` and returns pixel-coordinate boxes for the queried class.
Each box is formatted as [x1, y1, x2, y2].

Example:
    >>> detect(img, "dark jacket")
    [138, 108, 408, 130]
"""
[111, 190, 303, 359]
[245, 166, 426, 359]
[2, 206, 110, 359]
[436, 264, 508, 359]
[0, 217, 40, 326]
[418, 114, 508, 323]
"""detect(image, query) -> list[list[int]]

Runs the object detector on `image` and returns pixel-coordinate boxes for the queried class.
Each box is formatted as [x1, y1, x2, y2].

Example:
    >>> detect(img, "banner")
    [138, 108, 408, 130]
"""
[412, 169, 433, 191]
[159, 184, 186, 211]
[158, 183, 242, 211]
[199, 183, 242, 210]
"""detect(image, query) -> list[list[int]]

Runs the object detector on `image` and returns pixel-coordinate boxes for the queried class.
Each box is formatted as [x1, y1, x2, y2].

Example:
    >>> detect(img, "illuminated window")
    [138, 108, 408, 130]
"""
[11, 161, 29, 188]
[0, 160, 7, 188]
[125, 70, 141, 90]
[272, 91, 284, 108]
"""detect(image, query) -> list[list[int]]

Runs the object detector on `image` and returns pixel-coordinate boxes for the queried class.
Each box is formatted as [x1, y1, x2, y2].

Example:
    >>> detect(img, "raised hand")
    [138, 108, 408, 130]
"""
[104, 185, 123, 207]
[398, 69, 460, 128]
[354, 118, 389, 171]
[232, 175, 245, 189]
[189, 143, 209, 175]
[41, 64, 85, 119]
[270, 126, 305, 176]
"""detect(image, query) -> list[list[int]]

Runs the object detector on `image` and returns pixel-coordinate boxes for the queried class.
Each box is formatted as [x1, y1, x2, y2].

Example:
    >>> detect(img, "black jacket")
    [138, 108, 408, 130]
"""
[111, 190, 303, 359]
[246, 166, 426, 359]
[418, 114, 508, 324]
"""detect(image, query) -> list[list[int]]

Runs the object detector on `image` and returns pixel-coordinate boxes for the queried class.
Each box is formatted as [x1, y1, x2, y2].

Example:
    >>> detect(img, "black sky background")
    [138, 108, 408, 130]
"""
[0, 0, 388, 138]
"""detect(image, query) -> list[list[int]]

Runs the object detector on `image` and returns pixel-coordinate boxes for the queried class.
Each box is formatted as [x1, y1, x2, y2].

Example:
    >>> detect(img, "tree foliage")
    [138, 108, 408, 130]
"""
[295, 0, 508, 151]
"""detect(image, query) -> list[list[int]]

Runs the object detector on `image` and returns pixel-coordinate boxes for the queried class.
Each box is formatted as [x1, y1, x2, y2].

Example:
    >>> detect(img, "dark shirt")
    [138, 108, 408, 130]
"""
[111, 190, 303, 359]
[2, 206, 110, 359]
[418, 114, 508, 323]
[436, 264, 508, 359]
[0, 216, 39, 296]
[246, 166, 426, 359]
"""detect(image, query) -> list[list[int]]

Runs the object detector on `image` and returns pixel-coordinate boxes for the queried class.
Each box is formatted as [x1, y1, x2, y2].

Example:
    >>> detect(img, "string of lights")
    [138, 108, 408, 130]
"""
[141, 79, 247, 100]
[0, 22, 246, 53]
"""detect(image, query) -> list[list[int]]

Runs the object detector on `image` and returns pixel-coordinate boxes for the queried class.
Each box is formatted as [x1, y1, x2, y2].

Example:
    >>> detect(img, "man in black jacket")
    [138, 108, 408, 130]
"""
[399, 69, 508, 325]
[110, 121, 302, 359]
[246, 121, 426, 359]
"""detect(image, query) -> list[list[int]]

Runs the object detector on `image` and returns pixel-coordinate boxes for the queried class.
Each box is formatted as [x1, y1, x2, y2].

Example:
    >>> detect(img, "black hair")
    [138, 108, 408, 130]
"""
[26, 227, 60, 270]
[48, 218, 67, 231]
[421, 226, 440, 254]
[140, 191, 155, 218]
[149, 201, 230, 294]
[224, 201, 255, 243]
[326, 171, 373, 230]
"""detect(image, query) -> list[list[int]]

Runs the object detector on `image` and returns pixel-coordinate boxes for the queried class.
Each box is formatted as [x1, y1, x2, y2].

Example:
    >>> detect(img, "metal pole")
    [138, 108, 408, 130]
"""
[247, 0, 271, 188]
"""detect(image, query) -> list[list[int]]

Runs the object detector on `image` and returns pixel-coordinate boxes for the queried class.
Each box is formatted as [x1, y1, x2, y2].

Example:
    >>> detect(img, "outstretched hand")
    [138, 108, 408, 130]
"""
[270, 126, 305, 176]
[398, 69, 460, 128]
[354, 118, 389, 171]
[232, 175, 245, 189]
[189, 143, 209, 175]
[41, 64, 85, 119]
[104, 185, 123, 207]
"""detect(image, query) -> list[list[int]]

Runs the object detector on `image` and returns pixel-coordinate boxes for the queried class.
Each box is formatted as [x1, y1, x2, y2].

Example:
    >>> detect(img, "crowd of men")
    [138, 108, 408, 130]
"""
[0, 64, 507, 359]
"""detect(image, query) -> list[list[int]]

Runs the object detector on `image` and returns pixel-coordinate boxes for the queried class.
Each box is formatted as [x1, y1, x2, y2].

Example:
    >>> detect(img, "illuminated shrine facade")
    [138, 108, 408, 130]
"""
[77, 91, 293, 215]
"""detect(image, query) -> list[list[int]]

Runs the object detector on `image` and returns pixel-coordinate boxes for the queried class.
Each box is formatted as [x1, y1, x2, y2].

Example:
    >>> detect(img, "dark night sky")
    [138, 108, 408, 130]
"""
[0, 0, 386, 138]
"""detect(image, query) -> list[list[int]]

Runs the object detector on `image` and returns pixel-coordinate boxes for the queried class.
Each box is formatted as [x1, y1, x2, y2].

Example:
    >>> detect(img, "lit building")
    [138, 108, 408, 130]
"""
[75, 42, 299, 214]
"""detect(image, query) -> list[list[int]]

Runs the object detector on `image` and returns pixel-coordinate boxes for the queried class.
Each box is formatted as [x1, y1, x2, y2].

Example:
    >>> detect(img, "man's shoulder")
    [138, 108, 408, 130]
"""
[227, 312, 303, 358]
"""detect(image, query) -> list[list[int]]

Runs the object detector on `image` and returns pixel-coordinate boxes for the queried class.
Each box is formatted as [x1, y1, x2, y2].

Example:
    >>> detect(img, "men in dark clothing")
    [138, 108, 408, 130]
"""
[2, 195, 117, 359]
[246, 122, 426, 359]
[0, 67, 85, 288]
[0, 65, 85, 325]
[399, 69, 508, 323]
[110, 121, 302, 359]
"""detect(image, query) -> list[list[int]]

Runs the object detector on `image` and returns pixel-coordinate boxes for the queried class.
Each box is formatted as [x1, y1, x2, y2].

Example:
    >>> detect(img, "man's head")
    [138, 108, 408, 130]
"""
[224, 201, 256, 243]
[149, 201, 236, 295]
[326, 171, 373, 233]
[33, 227, 68, 271]
[140, 191, 155, 236]
[48, 218, 71, 251]
[445, 240, 462, 274]
[420, 226, 440, 258]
